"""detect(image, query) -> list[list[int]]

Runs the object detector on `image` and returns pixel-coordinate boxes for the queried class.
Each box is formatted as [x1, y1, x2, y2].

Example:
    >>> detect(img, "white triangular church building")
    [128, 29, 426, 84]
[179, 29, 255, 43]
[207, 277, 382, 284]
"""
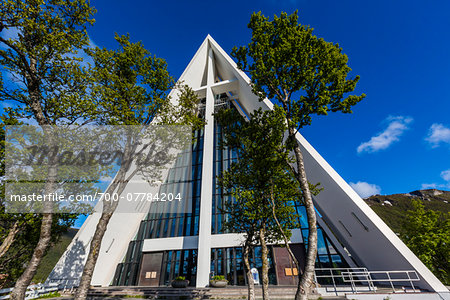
[47, 35, 448, 294]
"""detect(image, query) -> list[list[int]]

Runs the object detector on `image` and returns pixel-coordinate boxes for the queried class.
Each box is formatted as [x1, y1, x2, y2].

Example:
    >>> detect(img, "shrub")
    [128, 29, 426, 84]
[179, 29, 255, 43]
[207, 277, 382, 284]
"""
[212, 275, 226, 281]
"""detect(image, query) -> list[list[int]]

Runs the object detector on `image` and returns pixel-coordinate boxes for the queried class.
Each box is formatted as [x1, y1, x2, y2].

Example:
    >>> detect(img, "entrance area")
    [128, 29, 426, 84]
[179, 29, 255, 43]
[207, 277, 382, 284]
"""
[137, 244, 307, 287]
[126, 238, 349, 288]
[138, 250, 198, 286]
[138, 252, 163, 286]
[272, 244, 306, 285]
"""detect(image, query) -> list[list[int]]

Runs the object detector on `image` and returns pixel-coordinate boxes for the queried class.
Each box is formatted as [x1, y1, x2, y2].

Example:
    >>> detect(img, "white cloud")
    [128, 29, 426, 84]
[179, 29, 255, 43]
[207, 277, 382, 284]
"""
[421, 183, 438, 189]
[425, 123, 450, 148]
[441, 170, 450, 182]
[350, 181, 381, 198]
[357, 116, 413, 154]
[420, 169, 450, 190]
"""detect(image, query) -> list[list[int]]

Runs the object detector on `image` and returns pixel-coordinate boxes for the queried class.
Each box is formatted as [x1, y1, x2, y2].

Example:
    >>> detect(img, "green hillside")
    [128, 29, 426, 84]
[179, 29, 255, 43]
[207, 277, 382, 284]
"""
[365, 189, 450, 285]
[364, 189, 450, 234]
[32, 228, 78, 284]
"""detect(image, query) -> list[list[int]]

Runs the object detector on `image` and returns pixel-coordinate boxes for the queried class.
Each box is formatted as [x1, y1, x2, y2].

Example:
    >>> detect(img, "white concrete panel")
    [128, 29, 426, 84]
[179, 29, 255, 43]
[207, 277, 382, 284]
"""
[210, 233, 245, 248]
[210, 79, 238, 95]
[209, 230, 303, 249]
[195, 45, 215, 287]
[140, 231, 303, 252]
[142, 236, 198, 252]
[210, 232, 303, 248]
[47, 177, 163, 287]
[48, 142, 178, 287]
[46, 212, 100, 287]
[90, 212, 146, 286]
[175, 37, 209, 91]
[294, 131, 448, 292]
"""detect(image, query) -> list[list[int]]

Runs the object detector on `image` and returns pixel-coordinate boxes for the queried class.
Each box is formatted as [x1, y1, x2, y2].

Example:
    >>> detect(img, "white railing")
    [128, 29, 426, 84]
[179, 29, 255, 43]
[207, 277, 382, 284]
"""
[341, 270, 420, 293]
[0, 283, 59, 300]
[314, 267, 374, 295]
[315, 268, 421, 296]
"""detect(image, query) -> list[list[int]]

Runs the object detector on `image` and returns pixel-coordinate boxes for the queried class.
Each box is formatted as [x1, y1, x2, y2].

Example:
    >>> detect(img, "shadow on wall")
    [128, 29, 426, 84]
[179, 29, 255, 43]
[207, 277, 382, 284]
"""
[45, 238, 86, 288]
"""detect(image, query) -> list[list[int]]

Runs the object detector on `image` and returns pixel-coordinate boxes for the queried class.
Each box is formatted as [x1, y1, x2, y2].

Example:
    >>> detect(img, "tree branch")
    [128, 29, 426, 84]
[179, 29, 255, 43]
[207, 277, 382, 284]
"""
[0, 36, 33, 76]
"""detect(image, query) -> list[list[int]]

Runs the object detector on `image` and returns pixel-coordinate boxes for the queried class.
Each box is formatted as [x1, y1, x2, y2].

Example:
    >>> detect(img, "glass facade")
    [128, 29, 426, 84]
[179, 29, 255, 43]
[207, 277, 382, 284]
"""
[294, 202, 350, 285]
[112, 96, 354, 287]
[210, 246, 277, 286]
[112, 126, 204, 286]
[295, 202, 348, 270]
[160, 249, 198, 286]
[211, 101, 239, 234]
[143, 127, 204, 239]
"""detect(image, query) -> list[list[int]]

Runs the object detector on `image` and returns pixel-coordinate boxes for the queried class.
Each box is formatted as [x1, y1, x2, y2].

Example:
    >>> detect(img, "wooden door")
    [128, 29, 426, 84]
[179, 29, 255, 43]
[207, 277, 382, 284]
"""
[273, 244, 306, 285]
[138, 252, 163, 286]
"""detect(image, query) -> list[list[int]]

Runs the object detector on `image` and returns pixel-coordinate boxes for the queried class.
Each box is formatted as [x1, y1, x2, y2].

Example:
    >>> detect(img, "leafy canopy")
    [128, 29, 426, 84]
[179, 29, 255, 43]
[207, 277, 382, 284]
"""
[86, 34, 175, 126]
[0, 112, 83, 287]
[0, 0, 96, 125]
[401, 200, 449, 285]
[216, 107, 300, 243]
[232, 11, 366, 129]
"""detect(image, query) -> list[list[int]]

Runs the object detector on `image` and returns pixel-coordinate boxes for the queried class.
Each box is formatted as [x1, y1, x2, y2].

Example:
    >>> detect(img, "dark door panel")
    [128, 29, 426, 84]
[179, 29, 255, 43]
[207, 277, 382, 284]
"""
[273, 244, 306, 285]
[138, 252, 163, 286]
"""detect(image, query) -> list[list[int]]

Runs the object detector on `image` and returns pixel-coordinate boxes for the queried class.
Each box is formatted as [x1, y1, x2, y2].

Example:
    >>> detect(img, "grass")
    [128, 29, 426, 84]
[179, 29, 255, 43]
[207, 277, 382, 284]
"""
[33, 228, 78, 283]
[364, 189, 450, 234]
[35, 291, 61, 299]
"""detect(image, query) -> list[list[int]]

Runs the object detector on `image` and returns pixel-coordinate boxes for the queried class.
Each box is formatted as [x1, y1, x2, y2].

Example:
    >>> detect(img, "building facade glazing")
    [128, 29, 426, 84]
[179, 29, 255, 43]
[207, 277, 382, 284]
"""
[112, 99, 351, 287]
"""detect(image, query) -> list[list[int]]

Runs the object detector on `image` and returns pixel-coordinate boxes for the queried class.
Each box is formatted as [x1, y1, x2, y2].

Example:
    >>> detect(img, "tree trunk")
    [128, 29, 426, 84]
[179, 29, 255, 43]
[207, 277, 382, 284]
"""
[288, 126, 318, 300]
[243, 240, 255, 300]
[9, 213, 53, 300]
[269, 191, 303, 293]
[0, 221, 20, 259]
[75, 178, 124, 300]
[10, 127, 56, 300]
[76, 132, 140, 300]
[74, 210, 114, 299]
[75, 164, 130, 300]
[259, 226, 270, 300]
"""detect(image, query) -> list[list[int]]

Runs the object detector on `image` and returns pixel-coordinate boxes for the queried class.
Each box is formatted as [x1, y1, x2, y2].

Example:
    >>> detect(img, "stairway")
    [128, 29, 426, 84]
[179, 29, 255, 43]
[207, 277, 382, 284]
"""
[85, 286, 335, 299]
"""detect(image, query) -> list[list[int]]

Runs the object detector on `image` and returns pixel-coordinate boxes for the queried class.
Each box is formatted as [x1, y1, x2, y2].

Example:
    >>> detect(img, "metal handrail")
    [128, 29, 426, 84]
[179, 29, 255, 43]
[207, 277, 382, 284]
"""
[315, 268, 421, 295]
[314, 268, 372, 296]
[0, 283, 58, 300]
[341, 270, 420, 293]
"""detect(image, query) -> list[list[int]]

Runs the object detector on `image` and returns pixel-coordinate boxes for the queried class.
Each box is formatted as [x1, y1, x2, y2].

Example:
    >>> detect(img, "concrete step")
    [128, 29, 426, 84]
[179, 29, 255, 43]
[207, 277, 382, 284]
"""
[85, 286, 327, 299]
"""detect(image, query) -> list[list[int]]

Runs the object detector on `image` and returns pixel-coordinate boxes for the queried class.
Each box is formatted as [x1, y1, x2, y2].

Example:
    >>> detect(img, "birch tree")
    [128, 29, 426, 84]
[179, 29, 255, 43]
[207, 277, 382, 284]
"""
[217, 107, 299, 300]
[232, 11, 365, 299]
[0, 1, 95, 299]
[75, 34, 202, 300]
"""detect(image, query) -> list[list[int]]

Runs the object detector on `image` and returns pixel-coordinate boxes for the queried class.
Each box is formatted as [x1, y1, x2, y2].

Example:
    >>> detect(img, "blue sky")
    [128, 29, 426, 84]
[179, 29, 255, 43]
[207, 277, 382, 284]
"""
[2, 0, 450, 226]
[85, 0, 450, 198]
